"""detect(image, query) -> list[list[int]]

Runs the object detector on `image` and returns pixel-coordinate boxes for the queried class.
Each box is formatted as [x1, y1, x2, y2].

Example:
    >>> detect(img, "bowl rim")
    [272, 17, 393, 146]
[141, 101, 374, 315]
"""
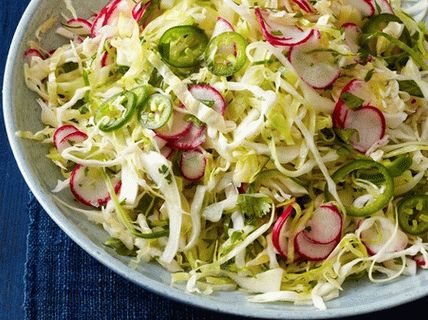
[3, 0, 428, 318]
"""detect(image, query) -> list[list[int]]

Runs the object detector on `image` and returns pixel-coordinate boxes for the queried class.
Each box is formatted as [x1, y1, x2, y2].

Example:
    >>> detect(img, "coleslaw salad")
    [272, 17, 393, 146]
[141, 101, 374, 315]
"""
[18, 0, 428, 310]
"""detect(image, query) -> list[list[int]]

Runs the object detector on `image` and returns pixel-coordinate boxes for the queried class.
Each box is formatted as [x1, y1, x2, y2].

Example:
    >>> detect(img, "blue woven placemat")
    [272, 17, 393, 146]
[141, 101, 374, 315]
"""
[24, 192, 244, 320]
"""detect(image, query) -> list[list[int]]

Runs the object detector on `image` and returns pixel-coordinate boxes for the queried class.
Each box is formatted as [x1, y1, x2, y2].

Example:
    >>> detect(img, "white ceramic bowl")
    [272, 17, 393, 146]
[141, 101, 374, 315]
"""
[3, 0, 428, 318]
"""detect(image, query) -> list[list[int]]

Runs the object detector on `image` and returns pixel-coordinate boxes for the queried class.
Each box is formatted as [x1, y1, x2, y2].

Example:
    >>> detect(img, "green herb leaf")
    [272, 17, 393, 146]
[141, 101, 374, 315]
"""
[341, 92, 364, 110]
[104, 238, 137, 257]
[398, 80, 424, 98]
[237, 194, 272, 220]
[364, 69, 375, 82]
[335, 127, 359, 144]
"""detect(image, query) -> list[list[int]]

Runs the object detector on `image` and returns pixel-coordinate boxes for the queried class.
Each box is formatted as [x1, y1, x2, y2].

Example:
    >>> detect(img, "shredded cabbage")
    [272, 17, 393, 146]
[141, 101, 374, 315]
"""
[19, 0, 428, 310]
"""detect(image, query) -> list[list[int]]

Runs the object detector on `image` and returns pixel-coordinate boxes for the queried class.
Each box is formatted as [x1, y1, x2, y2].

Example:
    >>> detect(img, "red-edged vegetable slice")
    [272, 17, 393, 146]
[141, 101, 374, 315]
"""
[294, 231, 338, 261]
[189, 84, 227, 115]
[414, 254, 427, 268]
[53, 125, 79, 148]
[90, 0, 121, 37]
[288, 30, 340, 89]
[332, 78, 379, 134]
[132, 0, 158, 27]
[343, 0, 375, 17]
[375, 0, 394, 13]
[343, 23, 361, 54]
[332, 100, 350, 128]
[212, 17, 234, 38]
[57, 131, 88, 153]
[70, 165, 121, 208]
[180, 149, 207, 180]
[155, 111, 192, 141]
[292, 0, 314, 13]
[24, 48, 45, 63]
[169, 124, 206, 151]
[272, 205, 294, 258]
[65, 18, 92, 36]
[303, 204, 343, 244]
[255, 8, 314, 47]
[343, 105, 386, 153]
[360, 218, 408, 255]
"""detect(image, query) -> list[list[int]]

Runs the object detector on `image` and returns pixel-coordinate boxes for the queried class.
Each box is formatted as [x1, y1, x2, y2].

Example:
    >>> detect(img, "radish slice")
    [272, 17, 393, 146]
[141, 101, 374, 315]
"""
[375, 0, 394, 13]
[132, 0, 154, 26]
[360, 217, 408, 255]
[343, 23, 361, 54]
[332, 101, 350, 128]
[255, 8, 315, 47]
[333, 79, 377, 130]
[414, 254, 427, 268]
[343, 0, 375, 17]
[303, 204, 342, 244]
[66, 18, 92, 36]
[155, 111, 192, 141]
[101, 51, 115, 67]
[90, 0, 121, 37]
[212, 17, 234, 38]
[271, 206, 294, 258]
[188, 84, 227, 115]
[57, 131, 88, 153]
[53, 125, 79, 148]
[169, 124, 206, 151]
[341, 79, 376, 104]
[292, 0, 314, 13]
[180, 150, 207, 181]
[294, 231, 338, 261]
[24, 48, 45, 64]
[161, 146, 174, 159]
[90, 8, 108, 37]
[70, 165, 121, 207]
[343, 105, 386, 153]
[289, 30, 340, 89]
[238, 183, 249, 194]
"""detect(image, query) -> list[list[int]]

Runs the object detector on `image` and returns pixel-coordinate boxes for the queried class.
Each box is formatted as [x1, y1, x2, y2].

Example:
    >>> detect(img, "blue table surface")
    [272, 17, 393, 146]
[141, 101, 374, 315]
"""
[1, 1, 428, 319]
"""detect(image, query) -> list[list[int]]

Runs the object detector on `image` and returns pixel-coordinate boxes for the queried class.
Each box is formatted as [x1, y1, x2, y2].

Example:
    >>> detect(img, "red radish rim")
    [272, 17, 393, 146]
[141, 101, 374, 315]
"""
[57, 131, 88, 153]
[271, 205, 294, 258]
[188, 84, 227, 115]
[376, 0, 394, 13]
[414, 255, 427, 267]
[342, 23, 361, 53]
[292, 0, 314, 13]
[303, 204, 343, 244]
[53, 125, 79, 147]
[169, 124, 206, 151]
[343, 105, 386, 153]
[288, 30, 340, 89]
[24, 48, 45, 60]
[90, 0, 121, 37]
[132, 0, 152, 22]
[294, 231, 338, 261]
[101, 51, 109, 67]
[332, 101, 350, 128]
[155, 111, 193, 141]
[70, 165, 121, 207]
[212, 17, 234, 37]
[67, 18, 93, 29]
[255, 8, 315, 46]
[345, 0, 375, 16]
[180, 149, 207, 181]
